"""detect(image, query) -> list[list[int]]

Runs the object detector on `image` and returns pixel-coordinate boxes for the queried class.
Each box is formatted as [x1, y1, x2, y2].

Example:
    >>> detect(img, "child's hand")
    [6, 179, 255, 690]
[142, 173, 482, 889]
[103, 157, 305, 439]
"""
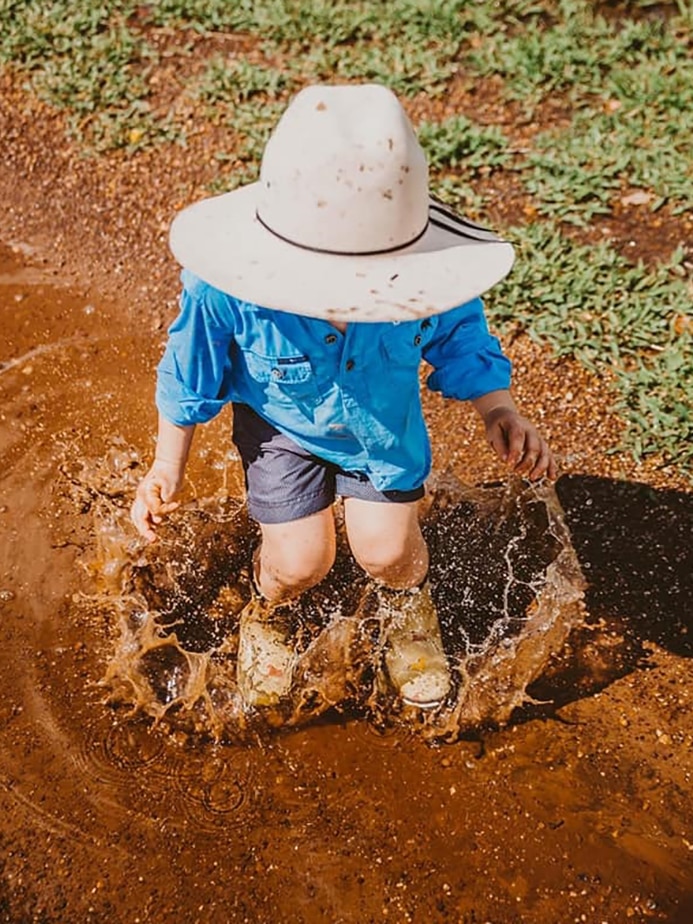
[483, 406, 557, 481]
[130, 460, 184, 542]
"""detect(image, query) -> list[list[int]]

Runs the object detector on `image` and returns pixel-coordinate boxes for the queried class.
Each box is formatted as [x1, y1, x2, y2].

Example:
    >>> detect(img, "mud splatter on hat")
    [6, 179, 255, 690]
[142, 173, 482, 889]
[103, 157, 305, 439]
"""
[170, 83, 514, 322]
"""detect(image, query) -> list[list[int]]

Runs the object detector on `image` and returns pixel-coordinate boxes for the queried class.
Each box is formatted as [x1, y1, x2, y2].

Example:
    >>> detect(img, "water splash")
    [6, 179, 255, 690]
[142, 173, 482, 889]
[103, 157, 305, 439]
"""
[73, 447, 586, 742]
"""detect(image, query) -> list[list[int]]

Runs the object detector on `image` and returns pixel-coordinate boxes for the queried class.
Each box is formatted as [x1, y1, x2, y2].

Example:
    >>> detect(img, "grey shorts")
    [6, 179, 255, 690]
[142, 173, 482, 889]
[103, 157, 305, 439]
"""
[232, 403, 424, 524]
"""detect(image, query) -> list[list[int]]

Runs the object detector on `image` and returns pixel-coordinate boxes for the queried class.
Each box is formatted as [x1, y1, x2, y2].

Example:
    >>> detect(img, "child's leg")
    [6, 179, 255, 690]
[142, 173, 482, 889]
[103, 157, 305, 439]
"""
[238, 510, 336, 707]
[255, 508, 336, 603]
[232, 404, 339, 705]
[343, 496, 450, 707]
[232, 403, 338, 602]
[343, 498, 428, 588]
[238, 513, 335, 708]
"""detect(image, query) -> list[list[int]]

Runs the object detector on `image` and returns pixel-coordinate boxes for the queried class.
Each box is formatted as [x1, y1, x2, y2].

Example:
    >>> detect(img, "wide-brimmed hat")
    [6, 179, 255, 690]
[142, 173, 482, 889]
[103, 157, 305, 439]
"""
[170, 83, 514, 322]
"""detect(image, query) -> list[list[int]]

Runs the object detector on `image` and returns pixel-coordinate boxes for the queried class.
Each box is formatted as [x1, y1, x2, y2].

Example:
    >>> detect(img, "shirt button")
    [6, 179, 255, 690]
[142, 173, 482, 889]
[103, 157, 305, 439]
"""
[345, 359, 355, 371]
[271, 367, 284, 379]
[325, 333, 338, 344]
[414, 334, 422, 346]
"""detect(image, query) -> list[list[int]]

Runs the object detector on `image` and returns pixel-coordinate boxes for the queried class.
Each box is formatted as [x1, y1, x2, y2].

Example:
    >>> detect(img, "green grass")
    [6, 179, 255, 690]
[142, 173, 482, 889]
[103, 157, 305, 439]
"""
[465, 0, 692, 106]
[195, 56, 291, 105]
[419, 115, 511, 215]
[149, 0, 494, 47]
[0, 1, 161, 149]
[486, 223, 693, 471]
[518, 29, 693, 223]
[152, 0, 472, 96]
[418, 116, 510, 174]
[0, 0, 691, 479]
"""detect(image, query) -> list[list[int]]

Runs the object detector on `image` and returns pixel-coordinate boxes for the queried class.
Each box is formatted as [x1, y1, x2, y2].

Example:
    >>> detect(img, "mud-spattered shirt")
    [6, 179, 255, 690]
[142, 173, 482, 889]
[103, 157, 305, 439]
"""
[156, 270, 512, 492]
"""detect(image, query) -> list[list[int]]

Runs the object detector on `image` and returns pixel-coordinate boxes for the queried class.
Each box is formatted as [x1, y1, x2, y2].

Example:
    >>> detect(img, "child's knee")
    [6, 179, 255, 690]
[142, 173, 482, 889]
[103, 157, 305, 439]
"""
[345, 501, 428, 587]
[351, 533, 428, 587]
[258, 532, 336, 597]
[354, 535, 408, 576]
[271, 553, 334, 593]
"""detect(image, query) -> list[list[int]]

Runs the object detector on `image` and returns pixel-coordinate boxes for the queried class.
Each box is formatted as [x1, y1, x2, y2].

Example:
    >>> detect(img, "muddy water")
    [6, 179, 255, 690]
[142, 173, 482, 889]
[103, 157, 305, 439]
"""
[2, 242, 693, 923]
[94, 466, 584, 741]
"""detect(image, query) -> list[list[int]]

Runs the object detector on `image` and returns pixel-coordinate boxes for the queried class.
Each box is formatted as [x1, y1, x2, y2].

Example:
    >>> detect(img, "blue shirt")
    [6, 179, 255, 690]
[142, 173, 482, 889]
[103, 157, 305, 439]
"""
[156, 270, 512, 492]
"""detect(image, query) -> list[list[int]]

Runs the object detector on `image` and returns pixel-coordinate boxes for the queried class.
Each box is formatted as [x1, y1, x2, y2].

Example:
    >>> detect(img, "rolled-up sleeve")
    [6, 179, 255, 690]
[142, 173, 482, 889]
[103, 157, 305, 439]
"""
[423, 297, 512, 401]
[156, 272, 236, 426]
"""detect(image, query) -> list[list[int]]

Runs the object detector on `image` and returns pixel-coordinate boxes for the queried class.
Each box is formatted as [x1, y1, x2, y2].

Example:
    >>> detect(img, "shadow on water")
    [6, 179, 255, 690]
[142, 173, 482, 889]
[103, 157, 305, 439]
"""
[557, 475, 692, 656]
[524, 474, 693, 713]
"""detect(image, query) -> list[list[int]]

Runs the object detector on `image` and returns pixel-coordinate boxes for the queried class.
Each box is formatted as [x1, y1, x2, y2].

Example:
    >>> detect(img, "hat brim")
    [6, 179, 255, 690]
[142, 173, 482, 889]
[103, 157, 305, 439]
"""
[169, 184, 514, 322]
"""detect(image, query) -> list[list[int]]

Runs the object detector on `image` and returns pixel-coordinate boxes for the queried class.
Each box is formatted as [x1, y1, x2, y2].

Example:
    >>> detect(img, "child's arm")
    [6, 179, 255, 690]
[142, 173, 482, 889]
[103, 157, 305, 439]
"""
[131, 416, 195, 542]
[131, 273, 238, 541]
[471, 389, 556, 481]
[423, 298, 556, 481]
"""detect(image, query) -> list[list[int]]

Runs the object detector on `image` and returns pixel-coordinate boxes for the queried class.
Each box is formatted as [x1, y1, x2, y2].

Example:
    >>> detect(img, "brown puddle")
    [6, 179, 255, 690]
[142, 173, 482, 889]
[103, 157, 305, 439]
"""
[92, 468, 585, 741]
[1, 241, 693, 923]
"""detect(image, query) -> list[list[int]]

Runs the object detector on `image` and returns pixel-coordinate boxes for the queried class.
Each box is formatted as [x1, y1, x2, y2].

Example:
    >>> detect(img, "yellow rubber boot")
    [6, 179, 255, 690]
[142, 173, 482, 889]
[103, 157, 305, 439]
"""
[381, 582, 451, 708]
[236, 597, 296, 708]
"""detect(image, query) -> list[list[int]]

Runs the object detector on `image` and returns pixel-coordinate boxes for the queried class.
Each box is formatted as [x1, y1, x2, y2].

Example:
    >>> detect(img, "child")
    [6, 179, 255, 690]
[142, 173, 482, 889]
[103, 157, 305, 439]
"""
[131, 83, 555, 711]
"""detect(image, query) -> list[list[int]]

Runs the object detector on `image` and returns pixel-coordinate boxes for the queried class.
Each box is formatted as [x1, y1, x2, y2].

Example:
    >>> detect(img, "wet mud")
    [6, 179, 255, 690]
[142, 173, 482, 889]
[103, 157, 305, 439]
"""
[2, 242, 693, 923]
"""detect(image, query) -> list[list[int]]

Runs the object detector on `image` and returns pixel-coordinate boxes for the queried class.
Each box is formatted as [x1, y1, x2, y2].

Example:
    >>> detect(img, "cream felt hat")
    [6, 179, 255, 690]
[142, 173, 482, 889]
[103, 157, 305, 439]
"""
[170, 83, 514, 322]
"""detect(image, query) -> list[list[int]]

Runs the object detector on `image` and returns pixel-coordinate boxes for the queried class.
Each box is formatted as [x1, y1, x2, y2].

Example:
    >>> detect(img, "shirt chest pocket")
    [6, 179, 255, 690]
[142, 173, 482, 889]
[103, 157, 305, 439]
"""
[243, 350, 320, 406]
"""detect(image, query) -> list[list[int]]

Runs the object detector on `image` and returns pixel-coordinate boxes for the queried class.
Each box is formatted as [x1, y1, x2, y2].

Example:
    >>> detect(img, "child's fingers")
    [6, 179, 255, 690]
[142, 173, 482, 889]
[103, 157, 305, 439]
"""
[487, 427, 510, 462]
[505, 422, 530, 468]
[140, 479, 167, 513]
[514, 429, 543, 474]
[487, 416, 556, 482]
[488, 419, 527, 465]
[508, 427, 555, 480]
[130, 483, 178, 541]
[527, 440, 554, 481]
[131, 496, 157, 542]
